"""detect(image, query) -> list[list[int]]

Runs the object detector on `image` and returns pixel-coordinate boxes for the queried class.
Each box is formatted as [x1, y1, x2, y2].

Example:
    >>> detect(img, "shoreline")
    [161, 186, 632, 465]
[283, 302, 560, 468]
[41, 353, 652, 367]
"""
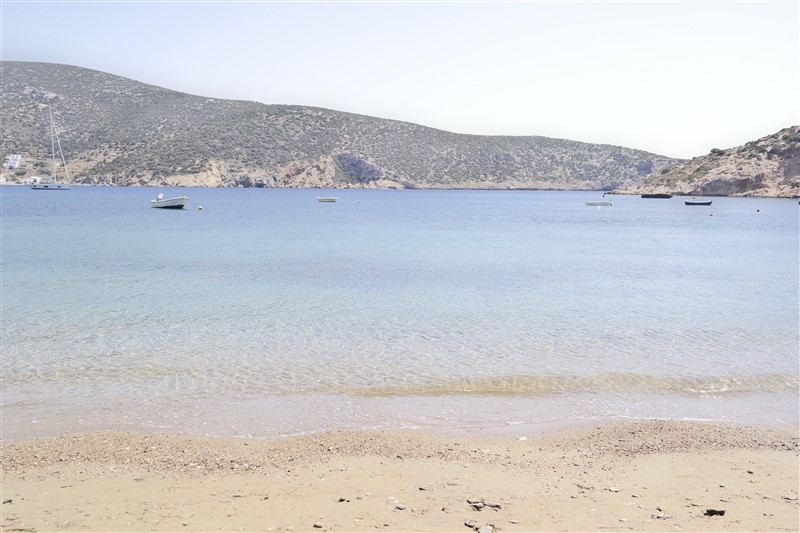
[3, 182, 799, 198]
[2, 419, 797, 532]
[5, 388, 798, 442]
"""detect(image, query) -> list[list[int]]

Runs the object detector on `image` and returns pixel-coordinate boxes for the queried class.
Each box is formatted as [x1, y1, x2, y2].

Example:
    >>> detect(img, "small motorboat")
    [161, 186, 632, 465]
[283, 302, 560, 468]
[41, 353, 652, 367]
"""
[685, 199, 712, 206]
[586, 201, 613, 206]
[151, 193, 189, 209]
[641, 193, 673, 199]
[317, 197, 338, 203]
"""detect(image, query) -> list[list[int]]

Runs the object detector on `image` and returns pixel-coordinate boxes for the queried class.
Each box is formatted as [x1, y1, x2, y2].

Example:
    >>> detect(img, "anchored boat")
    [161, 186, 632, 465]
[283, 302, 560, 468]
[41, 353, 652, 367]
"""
[30, 104, 71, 191]
[151, 193, 189, 209]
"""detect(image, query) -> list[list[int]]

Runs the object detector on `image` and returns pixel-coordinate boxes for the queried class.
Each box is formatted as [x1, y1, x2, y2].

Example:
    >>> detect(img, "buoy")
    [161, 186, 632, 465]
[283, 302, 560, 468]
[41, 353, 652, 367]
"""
[198, 205, 204, 211]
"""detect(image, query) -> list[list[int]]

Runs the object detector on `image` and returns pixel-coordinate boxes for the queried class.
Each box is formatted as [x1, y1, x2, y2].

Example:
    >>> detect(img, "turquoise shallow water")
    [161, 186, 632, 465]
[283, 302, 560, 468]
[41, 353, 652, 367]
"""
[2, 186, 798, 438]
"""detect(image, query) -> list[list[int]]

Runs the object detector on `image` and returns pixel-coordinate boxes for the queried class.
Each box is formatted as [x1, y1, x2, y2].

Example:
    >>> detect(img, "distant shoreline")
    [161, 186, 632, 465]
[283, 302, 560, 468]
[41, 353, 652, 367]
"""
[2, 182, 798, 198]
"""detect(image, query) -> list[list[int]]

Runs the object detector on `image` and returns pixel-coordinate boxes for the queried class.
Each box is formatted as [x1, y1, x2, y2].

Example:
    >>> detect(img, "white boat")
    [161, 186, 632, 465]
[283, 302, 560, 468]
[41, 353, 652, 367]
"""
[30, 180, 70, 190]
[685, 199, 712, 206]
[317, 197, 338, 202]
[586, 200, 613, 206]
[30, 104, 71, 190]
[151, 193, 189, 209]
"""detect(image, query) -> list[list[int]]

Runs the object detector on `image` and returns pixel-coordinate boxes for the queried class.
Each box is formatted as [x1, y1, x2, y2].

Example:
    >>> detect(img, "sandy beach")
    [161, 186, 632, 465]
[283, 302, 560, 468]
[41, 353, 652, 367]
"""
[1, 419, 797, 532]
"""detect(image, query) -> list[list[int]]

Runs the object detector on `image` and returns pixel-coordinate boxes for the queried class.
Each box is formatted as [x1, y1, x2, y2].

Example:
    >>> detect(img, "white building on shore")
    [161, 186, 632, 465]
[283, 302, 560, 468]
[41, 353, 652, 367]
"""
[4, 155, 22, 169]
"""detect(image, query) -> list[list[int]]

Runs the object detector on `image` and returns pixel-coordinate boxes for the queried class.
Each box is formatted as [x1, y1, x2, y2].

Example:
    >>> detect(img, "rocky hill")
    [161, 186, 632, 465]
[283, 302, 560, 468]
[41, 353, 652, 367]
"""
[1, 61, 677, 190]
[618, 126, 800, 198]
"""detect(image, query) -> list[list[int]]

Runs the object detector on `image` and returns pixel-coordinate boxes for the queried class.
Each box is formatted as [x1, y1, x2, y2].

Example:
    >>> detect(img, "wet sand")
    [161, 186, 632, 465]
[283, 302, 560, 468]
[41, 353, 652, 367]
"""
[1, 419, 798, 532]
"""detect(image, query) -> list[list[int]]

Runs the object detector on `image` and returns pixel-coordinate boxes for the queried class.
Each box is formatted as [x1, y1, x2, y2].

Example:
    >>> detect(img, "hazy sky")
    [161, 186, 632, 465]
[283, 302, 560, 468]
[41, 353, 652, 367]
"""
[2, 1, 797, 158]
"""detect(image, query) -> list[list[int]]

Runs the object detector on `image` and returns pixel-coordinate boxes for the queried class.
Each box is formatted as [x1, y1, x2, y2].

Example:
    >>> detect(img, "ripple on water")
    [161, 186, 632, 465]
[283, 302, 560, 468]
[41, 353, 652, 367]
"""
[1, 188, 797, 436]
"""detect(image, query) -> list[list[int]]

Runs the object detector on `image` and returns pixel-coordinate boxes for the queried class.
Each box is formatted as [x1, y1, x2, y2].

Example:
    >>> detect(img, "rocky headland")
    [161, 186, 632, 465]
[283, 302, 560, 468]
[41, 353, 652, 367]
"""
[617, 126, 800, 198]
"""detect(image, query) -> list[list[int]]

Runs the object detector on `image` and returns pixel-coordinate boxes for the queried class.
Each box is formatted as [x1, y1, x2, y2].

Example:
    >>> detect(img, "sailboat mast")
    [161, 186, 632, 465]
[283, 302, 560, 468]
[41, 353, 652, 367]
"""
[53, 118, 71, 183]
[48, 104, 57, 179]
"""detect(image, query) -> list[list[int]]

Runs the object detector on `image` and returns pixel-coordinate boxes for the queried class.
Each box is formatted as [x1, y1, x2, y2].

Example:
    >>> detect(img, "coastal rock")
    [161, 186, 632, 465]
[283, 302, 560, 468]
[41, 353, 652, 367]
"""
[617, 125, 800, 198]
[467, 498, 501, 511]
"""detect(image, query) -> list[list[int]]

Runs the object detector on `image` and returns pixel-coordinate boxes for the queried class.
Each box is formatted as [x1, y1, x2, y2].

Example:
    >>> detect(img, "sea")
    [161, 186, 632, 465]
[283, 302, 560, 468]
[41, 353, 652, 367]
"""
[1, 186, 798, 439]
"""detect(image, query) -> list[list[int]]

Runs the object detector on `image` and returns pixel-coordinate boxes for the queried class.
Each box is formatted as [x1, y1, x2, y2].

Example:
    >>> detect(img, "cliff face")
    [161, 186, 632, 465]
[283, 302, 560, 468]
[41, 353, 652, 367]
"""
[1, 61, 676, 190]
[620, 126, 800, 198]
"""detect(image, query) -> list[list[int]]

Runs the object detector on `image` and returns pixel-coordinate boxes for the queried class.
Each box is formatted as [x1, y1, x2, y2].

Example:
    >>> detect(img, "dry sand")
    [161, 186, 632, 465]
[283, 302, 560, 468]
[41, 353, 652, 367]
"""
[1, 419, 797, 532]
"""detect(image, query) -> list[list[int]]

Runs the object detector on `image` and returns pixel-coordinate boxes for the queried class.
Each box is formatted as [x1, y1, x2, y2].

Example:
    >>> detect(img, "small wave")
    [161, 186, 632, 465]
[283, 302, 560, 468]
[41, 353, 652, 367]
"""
[346, 372, 800, 397]
[4, 364, 798, 399]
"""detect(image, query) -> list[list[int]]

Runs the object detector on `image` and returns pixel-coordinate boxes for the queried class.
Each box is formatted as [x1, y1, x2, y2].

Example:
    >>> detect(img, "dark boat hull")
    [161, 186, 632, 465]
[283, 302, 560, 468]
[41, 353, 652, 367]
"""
[685, 200, 712, 206]
[641, 193, 673, 199]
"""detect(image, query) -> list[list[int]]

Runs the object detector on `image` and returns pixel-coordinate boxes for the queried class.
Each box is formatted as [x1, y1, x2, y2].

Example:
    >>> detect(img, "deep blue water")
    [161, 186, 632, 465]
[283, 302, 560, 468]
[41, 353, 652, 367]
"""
[2, 186, 798, 438]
